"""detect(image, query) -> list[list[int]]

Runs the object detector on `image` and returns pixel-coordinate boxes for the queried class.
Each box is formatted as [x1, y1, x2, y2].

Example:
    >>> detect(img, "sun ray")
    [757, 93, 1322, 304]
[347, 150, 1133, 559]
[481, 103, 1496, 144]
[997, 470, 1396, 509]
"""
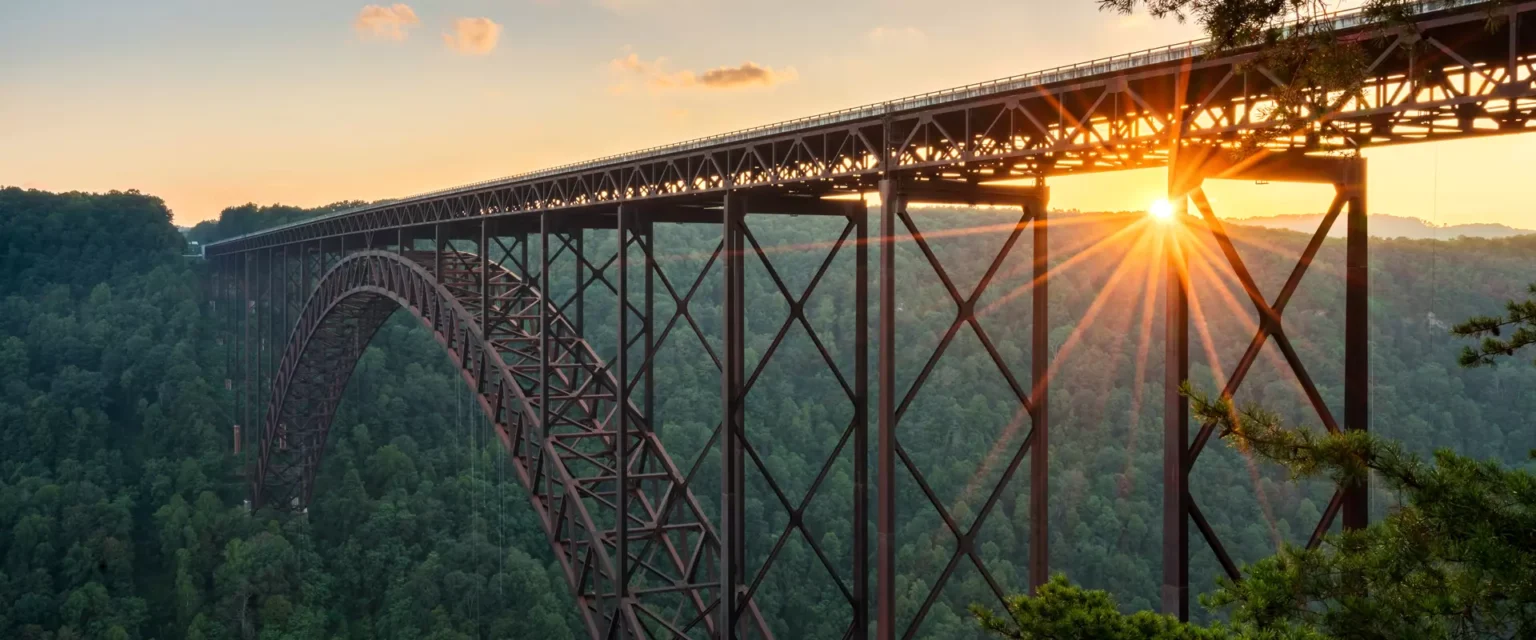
[1182, 233, 1322, 415]
[946, 226, 1159, 531]
[1119, 235, 1164, 499]
[975, 216, 1152, 319]
[1181, 231, 1285, 552]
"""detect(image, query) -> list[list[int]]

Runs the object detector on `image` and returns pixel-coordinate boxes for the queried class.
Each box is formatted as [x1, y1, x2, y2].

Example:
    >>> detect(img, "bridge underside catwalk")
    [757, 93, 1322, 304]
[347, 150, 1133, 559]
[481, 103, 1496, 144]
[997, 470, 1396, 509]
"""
[204, 2, 1536, 638]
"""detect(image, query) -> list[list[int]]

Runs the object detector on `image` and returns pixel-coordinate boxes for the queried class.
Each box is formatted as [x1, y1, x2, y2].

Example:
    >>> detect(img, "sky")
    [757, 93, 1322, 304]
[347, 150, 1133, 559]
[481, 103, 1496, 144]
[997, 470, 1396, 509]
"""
[1, 0, 1531, 228]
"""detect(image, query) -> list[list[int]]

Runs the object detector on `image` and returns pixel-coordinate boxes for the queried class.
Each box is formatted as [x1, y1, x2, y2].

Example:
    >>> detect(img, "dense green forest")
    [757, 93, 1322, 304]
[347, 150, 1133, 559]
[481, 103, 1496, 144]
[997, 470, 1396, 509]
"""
[2, 185, 1533, 638]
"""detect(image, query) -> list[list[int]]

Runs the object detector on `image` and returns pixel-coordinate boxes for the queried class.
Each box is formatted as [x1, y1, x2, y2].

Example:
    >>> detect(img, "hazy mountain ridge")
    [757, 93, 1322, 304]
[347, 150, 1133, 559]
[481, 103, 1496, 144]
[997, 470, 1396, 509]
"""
[1233, 213, 1536, 239]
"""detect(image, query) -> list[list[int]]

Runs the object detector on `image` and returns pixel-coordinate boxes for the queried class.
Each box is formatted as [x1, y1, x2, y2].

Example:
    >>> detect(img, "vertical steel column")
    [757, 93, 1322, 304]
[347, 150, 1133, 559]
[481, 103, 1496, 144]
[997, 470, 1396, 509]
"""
[258, 250, 268, 442]
[720, 193, 747, 639]
[267, 249, 275, 442]
[643, 218, 655, 430]
[539, 212, 552, 486]
[1029, 194, 1050, 593]
[302, 243, 311, 305]
[242, 252, 252, 483]
[1343, 161, 1370, 530]
[480, 219, 490, 341]
[284, 246, 292, 349]
[575, 231, 586, 336]
[225, 256, 238, 457]
[853, 199, 870, 639]
[572, 230, 587, 398]
[615, 205, 634, 637]
[519, 231, 530, 281]
[875, 179, 900, 640]
[1162, 194, 1190, 621]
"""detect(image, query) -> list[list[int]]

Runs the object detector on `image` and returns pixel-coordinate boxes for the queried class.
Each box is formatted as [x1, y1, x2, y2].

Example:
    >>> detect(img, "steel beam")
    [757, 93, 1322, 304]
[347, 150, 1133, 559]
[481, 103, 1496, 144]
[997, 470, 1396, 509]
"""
[1162, 192, 1190, 621]
[1343, 163, 1370, 530]
[1029, 193, 1049, 593]
[853, 199, 870, 639]
[615, 204, 634, 638]
[243, 251, 252, 488]
[875, 179, 899, 640]
[720, 192, 747, 639]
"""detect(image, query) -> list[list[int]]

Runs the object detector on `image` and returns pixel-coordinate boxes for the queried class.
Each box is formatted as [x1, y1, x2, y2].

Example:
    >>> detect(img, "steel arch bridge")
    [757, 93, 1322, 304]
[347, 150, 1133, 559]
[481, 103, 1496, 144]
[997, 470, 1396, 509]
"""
[206, 2, 1536, 638]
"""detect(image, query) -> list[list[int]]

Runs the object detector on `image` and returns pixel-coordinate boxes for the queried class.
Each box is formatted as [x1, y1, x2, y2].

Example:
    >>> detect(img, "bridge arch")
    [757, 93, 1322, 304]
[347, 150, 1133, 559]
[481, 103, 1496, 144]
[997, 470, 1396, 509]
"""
[255, 248, 752, 638]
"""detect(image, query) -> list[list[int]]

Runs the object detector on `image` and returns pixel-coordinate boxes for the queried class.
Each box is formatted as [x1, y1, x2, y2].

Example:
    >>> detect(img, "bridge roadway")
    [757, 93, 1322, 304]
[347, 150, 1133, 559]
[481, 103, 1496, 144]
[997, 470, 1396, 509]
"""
[205, 0, 1536, 256]
[207, 2, 1536, 638]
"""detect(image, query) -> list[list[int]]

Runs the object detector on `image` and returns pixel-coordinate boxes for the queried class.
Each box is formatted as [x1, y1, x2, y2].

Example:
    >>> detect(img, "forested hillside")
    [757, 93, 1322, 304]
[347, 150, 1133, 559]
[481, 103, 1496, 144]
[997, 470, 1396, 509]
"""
[4, 187, 1533, 639]
[0, 189, 577, 639]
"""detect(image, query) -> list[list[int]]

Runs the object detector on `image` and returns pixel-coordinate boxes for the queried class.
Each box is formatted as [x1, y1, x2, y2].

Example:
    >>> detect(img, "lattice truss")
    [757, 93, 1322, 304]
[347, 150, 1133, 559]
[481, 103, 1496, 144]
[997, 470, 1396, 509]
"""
[1180, 186, 1362, 578]
[1157, 149, 1369, 619]
[252, 244, 768, 639]
[205, 3, 1536, 258]
[715, 201, 869, 640]
[876, 185, 1050, 640]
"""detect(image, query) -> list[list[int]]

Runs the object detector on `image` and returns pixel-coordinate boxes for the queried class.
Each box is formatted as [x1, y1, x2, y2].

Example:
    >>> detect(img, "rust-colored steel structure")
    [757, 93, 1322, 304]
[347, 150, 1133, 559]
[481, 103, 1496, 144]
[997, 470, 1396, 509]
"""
[205, 1, 1536, 637]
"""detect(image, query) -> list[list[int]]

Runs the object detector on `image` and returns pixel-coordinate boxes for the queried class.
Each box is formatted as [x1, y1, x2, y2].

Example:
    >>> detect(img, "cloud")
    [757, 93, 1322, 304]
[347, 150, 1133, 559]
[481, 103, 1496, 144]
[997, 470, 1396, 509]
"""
[443, 17, 502, 55]
[866, 26, 925, 43]
[610, 53, 796, 92]
[354, 4, 420, 41]
[697, 62, 788, 88]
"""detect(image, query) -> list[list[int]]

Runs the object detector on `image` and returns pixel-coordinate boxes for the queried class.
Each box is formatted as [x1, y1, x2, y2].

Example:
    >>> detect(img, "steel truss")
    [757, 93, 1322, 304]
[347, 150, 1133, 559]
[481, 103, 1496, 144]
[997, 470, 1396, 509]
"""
[251, 240, 735, 638]
[1161, 147, 1370, 620]
[241, 200, 869, 639]
[205, 2, 1534, 258]
[213, 159, 1374, 636]
[714, 195, 870, 640]
[876, 180, 1051, 640]
[201, 2, 1532, 635]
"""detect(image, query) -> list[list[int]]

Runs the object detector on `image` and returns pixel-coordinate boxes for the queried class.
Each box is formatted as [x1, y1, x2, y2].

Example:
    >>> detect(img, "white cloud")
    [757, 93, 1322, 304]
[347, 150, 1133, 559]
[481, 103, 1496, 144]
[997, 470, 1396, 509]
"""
[443, 17, 502, 56]
[610, 52, 797, 92]
[354, 4, 420, 41]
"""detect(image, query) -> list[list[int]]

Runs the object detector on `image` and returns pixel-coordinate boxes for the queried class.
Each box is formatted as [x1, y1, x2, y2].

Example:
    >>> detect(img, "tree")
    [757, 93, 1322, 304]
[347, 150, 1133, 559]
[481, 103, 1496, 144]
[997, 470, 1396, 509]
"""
[975, 278, 1536, 638]
[971, 575, 1317, 639]
[1453, 283, 1536, 368]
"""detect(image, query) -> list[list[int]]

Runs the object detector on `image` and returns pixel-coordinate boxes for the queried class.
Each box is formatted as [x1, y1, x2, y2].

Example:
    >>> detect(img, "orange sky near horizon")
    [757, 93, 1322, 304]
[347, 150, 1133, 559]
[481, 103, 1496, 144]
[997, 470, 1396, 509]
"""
[2, 1, 1531, 229]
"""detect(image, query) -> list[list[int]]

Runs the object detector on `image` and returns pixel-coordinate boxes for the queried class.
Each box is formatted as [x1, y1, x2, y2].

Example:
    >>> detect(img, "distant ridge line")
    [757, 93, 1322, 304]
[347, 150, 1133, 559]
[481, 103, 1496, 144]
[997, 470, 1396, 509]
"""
[1233, 213, 1536, 240]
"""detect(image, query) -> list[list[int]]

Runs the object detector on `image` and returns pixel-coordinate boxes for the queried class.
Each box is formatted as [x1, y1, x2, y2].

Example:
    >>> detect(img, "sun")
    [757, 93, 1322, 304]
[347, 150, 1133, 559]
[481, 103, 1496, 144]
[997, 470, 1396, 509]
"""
[1148, 198, 1176, 222]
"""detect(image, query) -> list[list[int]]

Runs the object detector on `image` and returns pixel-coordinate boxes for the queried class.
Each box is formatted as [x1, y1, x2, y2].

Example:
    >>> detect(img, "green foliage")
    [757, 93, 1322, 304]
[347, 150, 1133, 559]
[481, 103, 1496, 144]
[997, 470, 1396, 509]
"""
[973, 575, 1294, 639]
[1453, 283, 1536, 368]
[0, 193, 576, 639]
[1190, 385, 1536, 639]
[186, 201, 370, 247]
[973, 313, 1536, 639]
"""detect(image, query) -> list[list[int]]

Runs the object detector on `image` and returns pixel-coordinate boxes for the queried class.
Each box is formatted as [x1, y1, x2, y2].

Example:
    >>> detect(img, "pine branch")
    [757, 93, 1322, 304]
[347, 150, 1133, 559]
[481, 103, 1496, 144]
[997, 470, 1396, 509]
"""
[1452, 284, 1536, 367]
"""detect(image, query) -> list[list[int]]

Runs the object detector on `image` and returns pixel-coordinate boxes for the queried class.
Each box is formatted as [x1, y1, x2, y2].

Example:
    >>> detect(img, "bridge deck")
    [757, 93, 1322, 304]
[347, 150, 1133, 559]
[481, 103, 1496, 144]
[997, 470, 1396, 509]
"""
[205, 0, 1536, 256]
